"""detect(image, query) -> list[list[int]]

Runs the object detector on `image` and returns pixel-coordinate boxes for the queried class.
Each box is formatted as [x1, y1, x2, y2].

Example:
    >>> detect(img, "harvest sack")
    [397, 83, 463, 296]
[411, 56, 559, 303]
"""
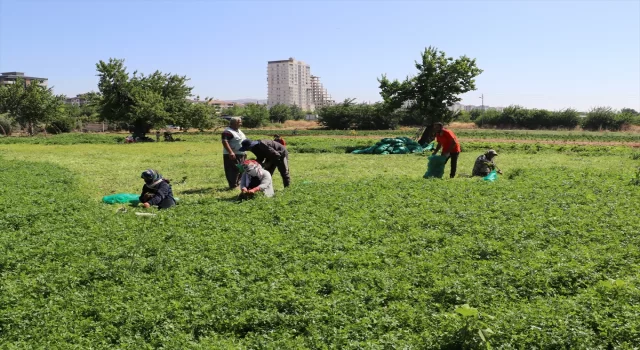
[423, 155, 448, 179]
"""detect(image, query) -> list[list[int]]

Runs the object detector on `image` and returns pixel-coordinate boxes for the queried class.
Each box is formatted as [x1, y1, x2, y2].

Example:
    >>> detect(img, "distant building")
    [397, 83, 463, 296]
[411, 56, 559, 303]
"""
[65, 94, 89, 106]
[310, 75, 335, 109]
[0, 72, 48, 87]
[205, 99, 243, 110]
[268, 57, 327, 112]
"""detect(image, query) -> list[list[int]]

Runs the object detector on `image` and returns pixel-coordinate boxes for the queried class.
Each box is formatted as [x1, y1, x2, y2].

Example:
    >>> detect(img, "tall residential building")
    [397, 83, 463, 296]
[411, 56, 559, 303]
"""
[0, 72, 48, 87]
[310, 75, 334, 109]
[267, 58, 314, 111]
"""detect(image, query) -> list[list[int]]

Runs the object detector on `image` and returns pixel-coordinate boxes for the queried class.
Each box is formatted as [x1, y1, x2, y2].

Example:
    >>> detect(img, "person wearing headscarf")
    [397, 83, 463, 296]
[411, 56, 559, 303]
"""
[239, 160, 274, 199]
[273, 134, 287, 146]
[472, 149, 503, 177]
[139, 169, 176, 209]
[221, 117, 247, 189]
[239, 138, 290, 187]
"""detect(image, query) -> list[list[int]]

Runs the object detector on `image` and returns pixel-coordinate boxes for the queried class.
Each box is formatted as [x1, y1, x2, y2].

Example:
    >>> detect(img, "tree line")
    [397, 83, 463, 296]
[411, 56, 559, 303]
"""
[1, 51, 638, 136]
[0, 58, 313, 136]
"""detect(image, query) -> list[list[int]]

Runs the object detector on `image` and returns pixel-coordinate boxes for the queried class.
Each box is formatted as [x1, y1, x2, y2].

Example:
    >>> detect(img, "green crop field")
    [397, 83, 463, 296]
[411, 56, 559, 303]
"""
[1, 134, 640, 349]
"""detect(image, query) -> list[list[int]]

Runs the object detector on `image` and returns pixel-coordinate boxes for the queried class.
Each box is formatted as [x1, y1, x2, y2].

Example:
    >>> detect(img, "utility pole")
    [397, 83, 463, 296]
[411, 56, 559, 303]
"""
[479, 94, 484, 110]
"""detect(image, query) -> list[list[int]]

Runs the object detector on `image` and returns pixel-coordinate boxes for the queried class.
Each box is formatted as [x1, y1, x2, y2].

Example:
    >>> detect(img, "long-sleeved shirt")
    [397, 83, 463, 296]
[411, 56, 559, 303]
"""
[240, 170, 274, 197]
[139, 180, 175, 207]
[250, 140, 288, 164]
[472, 154, 497, 176]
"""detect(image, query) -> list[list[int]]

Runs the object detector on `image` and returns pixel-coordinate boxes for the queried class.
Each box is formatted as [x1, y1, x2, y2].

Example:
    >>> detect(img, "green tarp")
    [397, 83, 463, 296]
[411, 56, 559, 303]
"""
[352, 137, 431, 155]
[102, 193, 140, 205]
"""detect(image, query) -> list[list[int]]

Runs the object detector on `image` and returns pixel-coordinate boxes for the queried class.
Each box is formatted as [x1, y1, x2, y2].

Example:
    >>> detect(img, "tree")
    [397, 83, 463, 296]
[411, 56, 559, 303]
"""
[290, 104, 305, 121]
[378, 46, 482, 143]
[179, 102, 216, 131]
[0, 78, 64, 135]
[621, 108, 639, 116]
[222, 104, 245, 117]
[269, 103, 292, 123]
[243, 103, 269, 128]
[95, 58, 193, 137]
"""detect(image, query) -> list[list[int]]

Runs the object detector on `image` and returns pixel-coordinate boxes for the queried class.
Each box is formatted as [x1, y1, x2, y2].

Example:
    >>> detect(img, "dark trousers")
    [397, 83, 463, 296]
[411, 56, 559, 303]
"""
[444, 152, 460, 178]
[223, 154, 246, 188]
[158, 197, 176, 209]
[264, 156, 291, 187]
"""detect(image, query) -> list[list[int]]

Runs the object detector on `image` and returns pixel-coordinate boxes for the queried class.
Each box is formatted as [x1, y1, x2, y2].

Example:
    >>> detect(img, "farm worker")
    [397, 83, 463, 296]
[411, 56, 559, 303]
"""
[239, 138, 291, 187]
[273, 134, 287, 146]
[472, 149, 503, 177]
[221, 117, 247, 189]
[139, 169, 176, 209]
[239, 159, 274, 199]
[432, 122, 461, 178]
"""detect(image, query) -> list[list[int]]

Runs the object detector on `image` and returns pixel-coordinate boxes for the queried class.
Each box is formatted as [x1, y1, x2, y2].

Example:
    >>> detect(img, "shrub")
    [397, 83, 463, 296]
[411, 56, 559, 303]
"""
[46, 117, 77, 134]
[553, 108, 580, 129]
[318, 99, 398, 130]
[582, 107, 629, 131]
[0, 115, 14, 136]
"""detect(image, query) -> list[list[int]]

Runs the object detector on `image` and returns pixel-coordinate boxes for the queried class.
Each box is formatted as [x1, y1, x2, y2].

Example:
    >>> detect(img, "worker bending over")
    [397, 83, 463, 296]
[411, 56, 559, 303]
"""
[239, 138, 291, 187]
[472, 149, 503, 177]
[431, 122, 461, 178]
[239, 160, 274, 199]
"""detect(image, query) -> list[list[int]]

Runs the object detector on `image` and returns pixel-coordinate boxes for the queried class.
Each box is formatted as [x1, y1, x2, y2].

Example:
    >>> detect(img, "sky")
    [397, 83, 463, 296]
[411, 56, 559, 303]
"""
[0, 0, 639, 111]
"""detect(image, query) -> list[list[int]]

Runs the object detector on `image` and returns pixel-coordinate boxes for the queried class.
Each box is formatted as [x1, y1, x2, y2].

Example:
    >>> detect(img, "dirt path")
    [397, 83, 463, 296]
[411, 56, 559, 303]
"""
[461, 138, 640, 148]
[285, 135, 640, 147]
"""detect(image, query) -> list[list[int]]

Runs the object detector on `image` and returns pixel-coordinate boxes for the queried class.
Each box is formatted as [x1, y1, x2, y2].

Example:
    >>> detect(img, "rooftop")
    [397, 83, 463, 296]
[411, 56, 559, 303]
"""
[0, 72, 47, 80]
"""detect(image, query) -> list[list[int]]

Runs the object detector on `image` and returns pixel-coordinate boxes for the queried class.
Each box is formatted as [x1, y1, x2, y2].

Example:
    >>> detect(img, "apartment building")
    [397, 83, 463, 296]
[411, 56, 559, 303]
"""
[0, 72, 48, 87]
[310, 75, 335, 109]
[65, 94, 89, 106]
[267, 58, 314, 111]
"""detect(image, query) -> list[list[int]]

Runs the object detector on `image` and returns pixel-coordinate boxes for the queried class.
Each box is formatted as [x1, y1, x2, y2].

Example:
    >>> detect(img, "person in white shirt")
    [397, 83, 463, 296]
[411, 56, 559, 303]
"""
[221, 117, 247, 189]
[239, 160, 274, 199]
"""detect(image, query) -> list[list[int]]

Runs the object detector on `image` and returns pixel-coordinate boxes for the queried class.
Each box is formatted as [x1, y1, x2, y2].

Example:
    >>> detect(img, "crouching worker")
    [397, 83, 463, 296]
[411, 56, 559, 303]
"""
[139, 169, 176, 209]
[239, 160, 274, 200]
[472, 149, 503, 177]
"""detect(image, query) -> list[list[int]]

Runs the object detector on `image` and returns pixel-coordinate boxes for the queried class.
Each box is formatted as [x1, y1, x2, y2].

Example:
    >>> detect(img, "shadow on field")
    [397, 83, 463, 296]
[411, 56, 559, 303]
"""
[179, 187, 217, 195]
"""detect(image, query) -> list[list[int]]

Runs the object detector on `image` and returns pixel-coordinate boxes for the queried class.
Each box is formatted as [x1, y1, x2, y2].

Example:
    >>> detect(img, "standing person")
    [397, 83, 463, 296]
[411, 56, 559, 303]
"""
[239, 160, 274, 199]
[139, 169, 176, 209]
[472, 149, 503, 177]
[155, 130, 161, 142]
[221, 117, 247, 189]
[273, 134, 287, 146]
[239, 138, 290, 187]
[431, 122, 461, 178]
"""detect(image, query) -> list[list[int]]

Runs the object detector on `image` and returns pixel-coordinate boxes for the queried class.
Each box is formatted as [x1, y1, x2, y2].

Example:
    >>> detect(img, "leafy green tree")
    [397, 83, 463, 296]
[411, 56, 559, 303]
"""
[379, 46, 482, 142]
[180, 102, 216, 131]
[269, 104, 292, 123]
[290, 104, 305, 121]
[621, 108, 639, 116]
[243, 103, 269, 128]
[222, 104, 245, 117]
[95, 58, 193, 137]
[0, 78, 64, 135]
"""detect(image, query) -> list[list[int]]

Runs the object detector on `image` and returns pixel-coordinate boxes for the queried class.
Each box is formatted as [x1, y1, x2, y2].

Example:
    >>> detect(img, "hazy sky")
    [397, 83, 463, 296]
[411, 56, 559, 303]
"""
[1, 0, 638, 111]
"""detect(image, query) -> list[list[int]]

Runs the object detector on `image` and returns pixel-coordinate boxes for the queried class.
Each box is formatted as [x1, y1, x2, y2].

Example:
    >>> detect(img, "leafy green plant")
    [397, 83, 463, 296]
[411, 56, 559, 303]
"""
[631, 167, 640, 186]
[454, 304, 494, 349]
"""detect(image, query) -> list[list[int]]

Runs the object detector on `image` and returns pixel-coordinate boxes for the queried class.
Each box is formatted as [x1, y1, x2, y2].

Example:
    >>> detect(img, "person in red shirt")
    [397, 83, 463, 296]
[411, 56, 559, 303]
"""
[273, 134, 287, 146]
[431, 122, 461, 178]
